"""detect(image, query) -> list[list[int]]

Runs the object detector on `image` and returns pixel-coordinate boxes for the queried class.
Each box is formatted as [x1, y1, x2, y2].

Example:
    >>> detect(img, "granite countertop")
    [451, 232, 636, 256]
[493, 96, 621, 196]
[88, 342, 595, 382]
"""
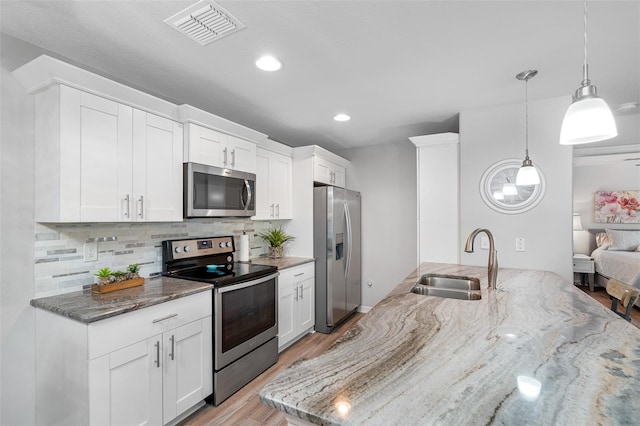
[250, 256, 314, 270]
[260, 262, 640, 425]
[30, 276, 213, 324]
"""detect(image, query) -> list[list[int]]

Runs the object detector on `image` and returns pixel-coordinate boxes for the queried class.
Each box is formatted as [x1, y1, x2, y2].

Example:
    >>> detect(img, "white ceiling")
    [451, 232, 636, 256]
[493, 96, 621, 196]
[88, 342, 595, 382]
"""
[1, 0, 638, 153]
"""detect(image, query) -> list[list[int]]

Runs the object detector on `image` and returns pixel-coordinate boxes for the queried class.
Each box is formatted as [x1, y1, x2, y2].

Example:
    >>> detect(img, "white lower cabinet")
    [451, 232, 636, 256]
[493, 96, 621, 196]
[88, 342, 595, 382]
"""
[36, 291, 212, 426]
[278, 263, 315, 351]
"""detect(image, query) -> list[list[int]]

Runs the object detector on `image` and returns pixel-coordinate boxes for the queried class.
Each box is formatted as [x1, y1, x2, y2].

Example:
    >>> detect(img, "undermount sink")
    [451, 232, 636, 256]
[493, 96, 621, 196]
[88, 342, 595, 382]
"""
[411, 273, 482, 301]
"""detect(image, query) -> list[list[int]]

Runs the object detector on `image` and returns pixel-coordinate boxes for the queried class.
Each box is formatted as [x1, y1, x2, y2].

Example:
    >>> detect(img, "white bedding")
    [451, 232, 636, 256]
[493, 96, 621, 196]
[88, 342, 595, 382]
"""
[591, 246, 640, 288]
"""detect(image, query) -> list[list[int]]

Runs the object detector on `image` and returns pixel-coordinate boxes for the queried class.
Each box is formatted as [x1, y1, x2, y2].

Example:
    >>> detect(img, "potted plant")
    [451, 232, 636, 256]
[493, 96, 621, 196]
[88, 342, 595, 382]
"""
[127, 263, 140, 280]
[95, 267, 113, 286]
[258, 226, 295, 258]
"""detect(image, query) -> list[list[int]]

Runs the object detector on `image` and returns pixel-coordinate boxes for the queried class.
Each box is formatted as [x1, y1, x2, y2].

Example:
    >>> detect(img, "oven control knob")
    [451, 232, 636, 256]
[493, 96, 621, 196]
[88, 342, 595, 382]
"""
[219, 242, 225, 248]
[174, 246, 182, 253]
[226, 255, 232, 262]
[183, 246, 190, 252]
[225, 241, 232, 248]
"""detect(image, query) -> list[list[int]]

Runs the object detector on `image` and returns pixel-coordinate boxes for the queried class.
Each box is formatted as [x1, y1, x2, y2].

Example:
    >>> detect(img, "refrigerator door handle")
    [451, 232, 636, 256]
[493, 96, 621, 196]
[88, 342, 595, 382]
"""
[344, 202, 352, 279]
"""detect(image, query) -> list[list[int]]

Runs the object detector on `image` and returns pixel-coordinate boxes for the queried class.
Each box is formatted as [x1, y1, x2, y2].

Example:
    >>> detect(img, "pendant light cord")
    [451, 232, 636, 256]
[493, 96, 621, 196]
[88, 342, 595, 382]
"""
[582, 0, 590, 85]
[525, 78, 530, 159]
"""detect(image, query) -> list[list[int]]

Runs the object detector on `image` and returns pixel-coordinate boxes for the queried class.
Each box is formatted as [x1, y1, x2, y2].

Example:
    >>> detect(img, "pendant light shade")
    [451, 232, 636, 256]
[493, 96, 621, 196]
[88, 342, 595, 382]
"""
[559, 0, 617, 145]
[559, 93, 617, 144]
[515, 69, 541, 186]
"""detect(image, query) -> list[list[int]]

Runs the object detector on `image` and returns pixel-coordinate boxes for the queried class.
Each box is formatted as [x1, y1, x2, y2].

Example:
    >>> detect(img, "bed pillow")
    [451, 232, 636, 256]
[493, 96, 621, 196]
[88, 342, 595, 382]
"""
[606, 229, 640, 251]
[595, 232, 611, 248]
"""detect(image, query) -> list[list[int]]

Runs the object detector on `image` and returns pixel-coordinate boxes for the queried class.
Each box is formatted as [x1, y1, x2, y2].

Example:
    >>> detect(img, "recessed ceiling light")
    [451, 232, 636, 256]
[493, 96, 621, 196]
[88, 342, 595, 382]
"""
[333, 114, 351, 122]
[255, 55, 283, 71]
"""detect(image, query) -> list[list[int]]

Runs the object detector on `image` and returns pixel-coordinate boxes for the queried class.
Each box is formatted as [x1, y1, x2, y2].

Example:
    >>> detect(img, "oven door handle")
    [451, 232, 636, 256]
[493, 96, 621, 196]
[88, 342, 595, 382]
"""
[215, 272, 279, 293]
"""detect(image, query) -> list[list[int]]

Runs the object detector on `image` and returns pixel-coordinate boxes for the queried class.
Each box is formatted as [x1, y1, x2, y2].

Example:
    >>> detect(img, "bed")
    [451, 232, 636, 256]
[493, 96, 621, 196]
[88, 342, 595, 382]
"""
[589, 230, 640, 304]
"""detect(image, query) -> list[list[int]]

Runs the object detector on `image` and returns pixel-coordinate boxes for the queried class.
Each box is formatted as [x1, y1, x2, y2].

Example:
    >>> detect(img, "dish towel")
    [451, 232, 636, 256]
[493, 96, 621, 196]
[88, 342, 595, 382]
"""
[606, 279, 640, 307]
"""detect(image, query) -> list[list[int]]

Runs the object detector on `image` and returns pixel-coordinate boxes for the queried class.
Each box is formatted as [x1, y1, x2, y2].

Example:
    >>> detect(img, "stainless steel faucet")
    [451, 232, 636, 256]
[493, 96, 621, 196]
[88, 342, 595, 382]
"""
[464, 228, 498, 289]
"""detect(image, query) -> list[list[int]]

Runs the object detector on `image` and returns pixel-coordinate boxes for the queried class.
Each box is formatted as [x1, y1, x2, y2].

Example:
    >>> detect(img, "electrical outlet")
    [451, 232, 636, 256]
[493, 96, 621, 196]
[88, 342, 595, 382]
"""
[367, 279, 374, 288]
[480, 235, 490, 250]
[84, 242, 98, 262]
[515, 238, 526, 252]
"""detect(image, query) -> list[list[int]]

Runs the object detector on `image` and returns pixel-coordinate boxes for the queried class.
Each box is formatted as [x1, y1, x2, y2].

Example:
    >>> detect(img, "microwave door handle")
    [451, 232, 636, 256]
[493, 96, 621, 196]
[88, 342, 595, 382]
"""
[242, 179, 252, 211]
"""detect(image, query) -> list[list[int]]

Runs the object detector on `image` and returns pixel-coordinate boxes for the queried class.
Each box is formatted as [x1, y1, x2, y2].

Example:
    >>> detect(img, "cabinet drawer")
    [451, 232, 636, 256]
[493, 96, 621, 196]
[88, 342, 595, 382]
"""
[279, 263, 315, 283]
[573, 260, 594, 273]
[88, 291, 212, 360]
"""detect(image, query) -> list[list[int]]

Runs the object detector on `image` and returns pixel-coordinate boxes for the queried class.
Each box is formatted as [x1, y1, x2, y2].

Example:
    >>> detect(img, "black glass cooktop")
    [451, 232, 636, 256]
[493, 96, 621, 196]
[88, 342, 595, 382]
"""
[168, 262, 277, 287]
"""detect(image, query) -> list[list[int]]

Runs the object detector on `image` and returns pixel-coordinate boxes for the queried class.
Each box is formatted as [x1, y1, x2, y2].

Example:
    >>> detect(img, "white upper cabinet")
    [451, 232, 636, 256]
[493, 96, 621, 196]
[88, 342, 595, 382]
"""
[254, 147, 292, 220]
[184, 123, 257, 173]
[313, 156, 346, 188]
[33, 85, 183, 222]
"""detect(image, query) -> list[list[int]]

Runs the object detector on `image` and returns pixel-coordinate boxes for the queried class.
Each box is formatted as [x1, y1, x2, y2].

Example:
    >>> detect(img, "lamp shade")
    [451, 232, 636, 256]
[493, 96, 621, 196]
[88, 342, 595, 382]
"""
[572, 213, 583, 231]
[560, 97, 618, 145]
[516, 163, 540, 185]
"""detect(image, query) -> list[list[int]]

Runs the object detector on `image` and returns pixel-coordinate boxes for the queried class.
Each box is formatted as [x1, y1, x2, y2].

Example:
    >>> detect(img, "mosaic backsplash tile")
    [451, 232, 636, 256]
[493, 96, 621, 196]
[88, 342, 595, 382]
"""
[34, 219, 284, 297]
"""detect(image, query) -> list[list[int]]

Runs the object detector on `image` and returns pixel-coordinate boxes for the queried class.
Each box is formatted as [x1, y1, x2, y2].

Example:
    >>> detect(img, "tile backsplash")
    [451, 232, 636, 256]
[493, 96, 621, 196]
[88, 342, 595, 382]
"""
[34, 219, 282, 297]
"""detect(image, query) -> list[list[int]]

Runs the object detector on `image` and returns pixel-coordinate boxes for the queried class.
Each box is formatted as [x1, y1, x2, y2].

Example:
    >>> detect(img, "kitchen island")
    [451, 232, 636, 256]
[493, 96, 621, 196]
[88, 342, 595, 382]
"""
[260, 263, 640, 425]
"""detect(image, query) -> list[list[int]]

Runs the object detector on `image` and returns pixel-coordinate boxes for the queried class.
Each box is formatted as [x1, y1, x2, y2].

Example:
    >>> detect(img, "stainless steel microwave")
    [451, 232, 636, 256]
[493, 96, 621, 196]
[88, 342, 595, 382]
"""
[184, 162, 256, 218]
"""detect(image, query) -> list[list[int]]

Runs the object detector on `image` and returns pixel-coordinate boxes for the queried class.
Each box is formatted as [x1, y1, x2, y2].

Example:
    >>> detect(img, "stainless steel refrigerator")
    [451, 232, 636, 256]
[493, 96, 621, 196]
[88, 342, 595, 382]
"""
[314, 186, 361, 334]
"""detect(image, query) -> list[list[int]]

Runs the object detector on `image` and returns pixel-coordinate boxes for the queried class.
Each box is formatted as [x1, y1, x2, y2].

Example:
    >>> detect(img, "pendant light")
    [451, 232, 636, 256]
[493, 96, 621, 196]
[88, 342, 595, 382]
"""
[559, 0, 617, 145]
[516, 69, 540, 186]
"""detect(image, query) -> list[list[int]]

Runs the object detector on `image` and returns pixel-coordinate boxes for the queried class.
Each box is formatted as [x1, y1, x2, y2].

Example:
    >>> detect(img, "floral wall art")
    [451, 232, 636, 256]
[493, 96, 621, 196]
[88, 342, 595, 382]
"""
[594, 190, 640, 224]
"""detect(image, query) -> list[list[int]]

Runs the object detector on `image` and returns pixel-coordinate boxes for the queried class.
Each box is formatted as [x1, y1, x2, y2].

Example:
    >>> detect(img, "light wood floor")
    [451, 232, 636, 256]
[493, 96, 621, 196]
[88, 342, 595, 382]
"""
[180, 313, 365, 426]
[577, 285, 640, 328]
[181, 287, 639, 426]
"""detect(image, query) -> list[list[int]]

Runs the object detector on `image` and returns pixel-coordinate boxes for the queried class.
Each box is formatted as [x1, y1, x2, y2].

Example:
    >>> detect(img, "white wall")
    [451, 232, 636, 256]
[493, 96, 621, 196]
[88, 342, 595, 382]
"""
[573, 161, 640, 254]
[459, 96, 573, 282]
[1, 34, 38, 425]
[339, 142, 417, 309]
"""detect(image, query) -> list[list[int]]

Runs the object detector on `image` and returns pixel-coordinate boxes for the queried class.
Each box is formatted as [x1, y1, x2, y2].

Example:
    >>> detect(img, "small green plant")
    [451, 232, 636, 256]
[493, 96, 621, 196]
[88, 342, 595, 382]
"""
[258, 226, 295, 258]
[95, 267, 113, 285]
[95, 267, 112, 279]
[127, 263, 140, 274]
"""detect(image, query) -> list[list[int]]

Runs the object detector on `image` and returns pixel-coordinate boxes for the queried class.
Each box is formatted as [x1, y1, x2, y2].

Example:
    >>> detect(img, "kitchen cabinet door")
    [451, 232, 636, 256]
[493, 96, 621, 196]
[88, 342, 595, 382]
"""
[41, 85, 134, 222]
[277, 263, 315, 351]
[163, 318, 213, 424]
[132, 110, 183, 222]
[297, 276, 315, 334]
[226, 135, 257, 173]
[253, 148, 292, 220]
[313, 156, 345, 188]
[184, 123, 256, 173]
[277, 278, 297, 351]
[89, 337, 163, 426]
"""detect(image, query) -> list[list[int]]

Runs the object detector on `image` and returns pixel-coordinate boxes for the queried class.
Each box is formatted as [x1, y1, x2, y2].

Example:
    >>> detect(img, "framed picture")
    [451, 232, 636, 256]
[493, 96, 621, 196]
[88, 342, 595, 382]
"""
[594, 190, 640, 223]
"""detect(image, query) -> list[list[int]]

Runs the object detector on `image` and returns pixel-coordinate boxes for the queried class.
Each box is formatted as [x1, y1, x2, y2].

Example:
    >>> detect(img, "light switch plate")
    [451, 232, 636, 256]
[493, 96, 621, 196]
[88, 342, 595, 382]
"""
[515, 238, 526, 252]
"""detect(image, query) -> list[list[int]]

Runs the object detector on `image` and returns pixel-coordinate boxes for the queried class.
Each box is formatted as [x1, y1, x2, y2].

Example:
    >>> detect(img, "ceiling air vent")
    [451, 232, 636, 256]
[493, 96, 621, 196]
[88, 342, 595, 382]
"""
[164, 0, 245, 46]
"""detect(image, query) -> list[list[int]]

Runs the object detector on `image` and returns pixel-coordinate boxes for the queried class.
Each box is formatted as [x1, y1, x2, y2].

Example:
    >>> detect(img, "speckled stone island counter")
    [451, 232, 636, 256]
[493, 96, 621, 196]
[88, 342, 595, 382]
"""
[260, 262, 640, 425]
[251, 256, 315, 270]
[30, 276, 213, 323]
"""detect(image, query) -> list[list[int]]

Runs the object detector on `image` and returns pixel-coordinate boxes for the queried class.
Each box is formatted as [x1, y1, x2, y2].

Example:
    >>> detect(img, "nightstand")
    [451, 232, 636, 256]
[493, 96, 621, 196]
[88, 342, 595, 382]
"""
[573, 254, 595, 292]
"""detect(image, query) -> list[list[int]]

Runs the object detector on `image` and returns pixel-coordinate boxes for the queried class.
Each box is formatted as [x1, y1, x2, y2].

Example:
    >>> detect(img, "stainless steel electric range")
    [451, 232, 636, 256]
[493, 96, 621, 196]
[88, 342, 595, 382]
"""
[162, 236, 279, 405]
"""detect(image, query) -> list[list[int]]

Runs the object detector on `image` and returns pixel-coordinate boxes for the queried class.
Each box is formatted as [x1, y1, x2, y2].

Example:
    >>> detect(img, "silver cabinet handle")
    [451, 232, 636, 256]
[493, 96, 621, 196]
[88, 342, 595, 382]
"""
[154, 341, 160, 368]
[124, 194, 130, 218]
[276, 204, 280, 218]
[294, 272, 304, 277]
[231, 149, 236, 168]
[299, 284, 303, 300]
[223, 147, 228, 166]
[152, 313, 177, 323]
[270, 204, 274, 218]
[294, 286, 299, 302]
[137, 195, 144, 219]
[169, 335, 175, 361]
